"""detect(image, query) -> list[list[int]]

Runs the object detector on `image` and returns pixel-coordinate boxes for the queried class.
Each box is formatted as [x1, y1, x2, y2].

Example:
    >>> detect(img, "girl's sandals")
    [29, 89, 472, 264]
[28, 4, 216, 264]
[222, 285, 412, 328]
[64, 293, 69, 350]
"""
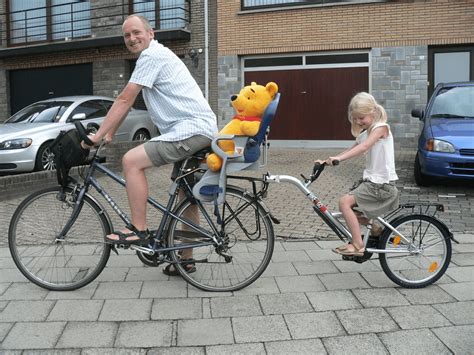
[163, 259, 196, 276]
[332, 244, 365, 257]
[105, 229, 151, 246]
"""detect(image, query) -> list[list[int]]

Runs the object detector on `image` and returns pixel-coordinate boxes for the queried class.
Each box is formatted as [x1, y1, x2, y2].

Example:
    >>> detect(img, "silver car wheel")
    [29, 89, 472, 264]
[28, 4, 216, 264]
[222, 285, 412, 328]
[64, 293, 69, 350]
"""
[41, 147, 56, 171]
[132, 129, 151, 141]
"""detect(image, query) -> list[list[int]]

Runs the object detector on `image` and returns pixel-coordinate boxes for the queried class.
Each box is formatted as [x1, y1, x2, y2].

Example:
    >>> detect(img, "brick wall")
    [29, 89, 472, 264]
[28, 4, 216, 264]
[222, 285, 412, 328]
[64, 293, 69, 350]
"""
[218, 0, 474, 55]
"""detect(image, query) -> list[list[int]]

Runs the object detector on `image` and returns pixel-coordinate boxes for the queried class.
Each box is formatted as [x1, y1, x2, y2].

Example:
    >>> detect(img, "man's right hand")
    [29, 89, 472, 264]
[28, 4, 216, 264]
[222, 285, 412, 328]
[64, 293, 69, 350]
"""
[81, 134, 99, 149]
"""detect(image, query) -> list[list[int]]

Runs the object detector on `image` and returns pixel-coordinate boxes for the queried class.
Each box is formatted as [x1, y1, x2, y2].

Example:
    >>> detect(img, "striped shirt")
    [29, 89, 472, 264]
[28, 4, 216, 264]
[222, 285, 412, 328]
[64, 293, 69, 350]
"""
[129, 40, 217, 142]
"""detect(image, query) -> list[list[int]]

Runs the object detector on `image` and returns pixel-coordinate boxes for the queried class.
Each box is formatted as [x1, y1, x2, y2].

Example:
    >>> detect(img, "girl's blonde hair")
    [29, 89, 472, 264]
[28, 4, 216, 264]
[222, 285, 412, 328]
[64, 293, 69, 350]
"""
[348, 92, 387, 137]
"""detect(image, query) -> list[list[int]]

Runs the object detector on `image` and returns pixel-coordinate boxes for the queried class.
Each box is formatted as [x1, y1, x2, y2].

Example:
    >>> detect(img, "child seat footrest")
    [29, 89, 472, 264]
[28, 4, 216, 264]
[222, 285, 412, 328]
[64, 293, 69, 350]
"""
[199, 185, 223, 197]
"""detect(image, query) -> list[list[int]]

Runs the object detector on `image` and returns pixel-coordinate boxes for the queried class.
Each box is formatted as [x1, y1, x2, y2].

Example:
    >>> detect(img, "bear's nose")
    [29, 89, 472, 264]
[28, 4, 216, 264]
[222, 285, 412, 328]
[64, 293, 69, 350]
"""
[231, 95, 237, 101]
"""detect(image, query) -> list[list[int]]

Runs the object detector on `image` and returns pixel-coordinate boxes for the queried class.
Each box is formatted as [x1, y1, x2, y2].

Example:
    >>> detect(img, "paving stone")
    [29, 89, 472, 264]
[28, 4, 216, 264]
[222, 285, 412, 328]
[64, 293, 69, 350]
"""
[432, 325, 474, 354]
[439, 281, 474, 301]
[387, 304, 452, 329]
[105, 255, 147, 268]
[1, 322, 66, 350]
[187, 288, 232, 298]
[0, 268, 28, 283]
[274, 275, 325, 293]
[1, 300, 55, 322]
[292, 260, 339, 275]
[306, 249, 340, 261]
[360, 271, 402, 288]
[323, 333, 388, 354]
[434, 301, 474, 325]
[45, 283, 98, 300]
[147, 346, 206, 355]
[319, 272, 371, 290]
[148, 347, 204, 355]
[265, 338, 326, 354]
[141, 280, 188, 298]
[380, 328, 451, 354]
[47, 299, 103, 321]
[398, 285, 456, 304]
[0, 282, 49, 300]
[152, 298, 202, 320]
[445, 265, 474, 282]
[92, 281, 142, 299]
[82, 349, 146, 355]
[232, 315, 291, 343]
[451, 253, 474, 266]
[284, 311, 346, 339]
[0, 322, 13, 343]
[56, 322, 118, 348]
[95, 267, 129, 282]
[337, 308, 399, 334]
[306, 290, 362, 311]
[115, 321, 173, 348]
[210, 295, 261, 318]
[0, 283, 10, 296]
[178, 318, 233, 346]
[99, 299, 152, 321]
[233, 276, 280, 295]
[0, 257, 17, 268]
[353, 288, 410, 308]
[259, 293, 312, 315]
[261, 262, 299, 277]
[281, 241, 319, 251]
[125, 267, 169, 281]
[206, 342, 265, 355]
[333, 259, 381, 272]
[270, 250, 311, 263]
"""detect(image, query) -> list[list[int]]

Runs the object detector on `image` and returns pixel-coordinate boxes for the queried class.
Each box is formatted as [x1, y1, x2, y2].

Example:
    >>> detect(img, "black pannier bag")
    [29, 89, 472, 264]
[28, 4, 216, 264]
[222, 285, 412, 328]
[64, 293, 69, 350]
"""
[49, 129, 90, 186]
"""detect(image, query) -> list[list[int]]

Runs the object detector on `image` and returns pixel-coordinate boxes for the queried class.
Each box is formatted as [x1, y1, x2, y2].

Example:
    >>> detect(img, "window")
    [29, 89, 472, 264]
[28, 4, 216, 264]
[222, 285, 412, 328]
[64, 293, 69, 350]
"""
[242, 0, 381, 10]
[5, 102, 71, 123]
[133, 0, 186, 29]
[8, 0, 91, 44]
[69, 100, 108, 121]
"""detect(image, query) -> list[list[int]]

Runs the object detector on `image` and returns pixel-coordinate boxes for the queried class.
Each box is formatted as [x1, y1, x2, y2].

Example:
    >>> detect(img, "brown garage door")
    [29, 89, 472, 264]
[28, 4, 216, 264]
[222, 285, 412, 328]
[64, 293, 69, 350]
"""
[245, 67, 368, 140]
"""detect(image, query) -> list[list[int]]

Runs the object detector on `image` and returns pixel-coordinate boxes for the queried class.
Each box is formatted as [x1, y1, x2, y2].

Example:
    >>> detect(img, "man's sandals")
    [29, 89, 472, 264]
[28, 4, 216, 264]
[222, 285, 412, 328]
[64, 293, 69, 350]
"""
[105, 229, 151, 246]
[163, 259, 196, 276]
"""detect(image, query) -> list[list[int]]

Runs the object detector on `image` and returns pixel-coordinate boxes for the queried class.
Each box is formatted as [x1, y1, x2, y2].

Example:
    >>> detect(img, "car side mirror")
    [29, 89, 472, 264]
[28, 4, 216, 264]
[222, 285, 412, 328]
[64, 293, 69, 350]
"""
[71, 113, 86, 121]
[411, 109, 424, 121]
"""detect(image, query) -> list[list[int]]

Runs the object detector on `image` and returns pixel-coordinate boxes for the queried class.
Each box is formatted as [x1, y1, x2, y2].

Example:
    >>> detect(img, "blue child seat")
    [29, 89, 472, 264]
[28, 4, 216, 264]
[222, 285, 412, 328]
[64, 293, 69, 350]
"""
[193, 93, 281, 204]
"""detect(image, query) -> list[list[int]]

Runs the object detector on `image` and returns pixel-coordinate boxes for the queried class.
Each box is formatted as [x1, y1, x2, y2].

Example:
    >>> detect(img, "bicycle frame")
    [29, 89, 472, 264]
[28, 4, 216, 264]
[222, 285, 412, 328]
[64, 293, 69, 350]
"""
[265, 173, 419, 255]
[57, 154, 221, 256]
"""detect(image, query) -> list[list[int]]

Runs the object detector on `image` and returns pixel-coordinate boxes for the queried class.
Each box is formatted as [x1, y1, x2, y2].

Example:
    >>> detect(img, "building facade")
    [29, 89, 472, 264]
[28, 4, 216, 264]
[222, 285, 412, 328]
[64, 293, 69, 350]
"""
[0, 0, 218, 121]
[217, 0, 474, 147]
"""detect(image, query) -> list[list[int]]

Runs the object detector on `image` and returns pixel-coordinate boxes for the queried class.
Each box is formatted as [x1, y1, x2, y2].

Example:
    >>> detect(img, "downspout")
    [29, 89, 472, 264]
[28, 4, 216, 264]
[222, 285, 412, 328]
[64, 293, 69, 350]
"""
[204, 0, 209, 100]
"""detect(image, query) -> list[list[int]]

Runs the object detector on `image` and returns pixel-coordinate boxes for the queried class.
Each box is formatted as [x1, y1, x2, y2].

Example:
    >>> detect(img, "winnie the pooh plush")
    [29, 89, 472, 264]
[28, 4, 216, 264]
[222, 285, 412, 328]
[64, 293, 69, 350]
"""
[206, 81, 279, 171]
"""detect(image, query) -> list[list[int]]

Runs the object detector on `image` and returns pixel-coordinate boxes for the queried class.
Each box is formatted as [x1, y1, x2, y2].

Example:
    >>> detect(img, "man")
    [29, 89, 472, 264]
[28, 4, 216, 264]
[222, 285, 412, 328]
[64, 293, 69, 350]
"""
[83, 15, 217, 269]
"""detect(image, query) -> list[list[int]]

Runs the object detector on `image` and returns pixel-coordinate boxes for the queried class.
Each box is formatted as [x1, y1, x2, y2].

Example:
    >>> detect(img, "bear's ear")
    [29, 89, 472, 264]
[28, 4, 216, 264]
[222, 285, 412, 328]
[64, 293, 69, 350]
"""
[266, 82, 278, 98]
[251, 82, 257, 86]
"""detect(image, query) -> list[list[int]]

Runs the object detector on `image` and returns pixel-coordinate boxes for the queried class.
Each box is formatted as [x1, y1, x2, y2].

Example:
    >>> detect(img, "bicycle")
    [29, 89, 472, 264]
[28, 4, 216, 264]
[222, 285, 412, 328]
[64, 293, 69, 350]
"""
[264, 162, 456, 288]
[8, 121, 276, 292]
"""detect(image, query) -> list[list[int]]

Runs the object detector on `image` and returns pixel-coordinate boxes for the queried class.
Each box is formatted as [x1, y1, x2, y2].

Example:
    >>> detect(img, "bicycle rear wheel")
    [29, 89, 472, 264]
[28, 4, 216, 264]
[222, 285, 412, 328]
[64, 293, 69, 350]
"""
[378, 214, 451, 288]
[9, 186, 112, 291]
[167, 187, 274, 292]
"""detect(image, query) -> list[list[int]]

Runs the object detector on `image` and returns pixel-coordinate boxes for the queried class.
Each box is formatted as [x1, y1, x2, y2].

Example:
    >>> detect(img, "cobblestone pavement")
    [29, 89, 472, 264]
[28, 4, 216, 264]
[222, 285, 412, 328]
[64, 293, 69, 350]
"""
[0, 148, 473, 353]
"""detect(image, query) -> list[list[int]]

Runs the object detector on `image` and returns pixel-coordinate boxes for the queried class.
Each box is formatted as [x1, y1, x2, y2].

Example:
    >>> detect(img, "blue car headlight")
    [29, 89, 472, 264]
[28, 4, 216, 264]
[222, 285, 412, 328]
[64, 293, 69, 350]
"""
[426, 139, 455, 153]
[0, 138, 33, 150]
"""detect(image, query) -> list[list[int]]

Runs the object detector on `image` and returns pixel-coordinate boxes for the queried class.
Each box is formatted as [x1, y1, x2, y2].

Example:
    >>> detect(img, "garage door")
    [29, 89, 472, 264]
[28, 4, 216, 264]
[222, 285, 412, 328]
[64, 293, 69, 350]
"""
[244, 53, 369, 141]
[9, 63, 93, 114]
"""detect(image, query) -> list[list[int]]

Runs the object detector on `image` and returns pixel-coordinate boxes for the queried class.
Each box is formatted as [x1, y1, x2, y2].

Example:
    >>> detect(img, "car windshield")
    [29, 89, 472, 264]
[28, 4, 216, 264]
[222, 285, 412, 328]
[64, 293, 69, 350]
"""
[5, 101, 72, 124]
[429, 86, 474, 119]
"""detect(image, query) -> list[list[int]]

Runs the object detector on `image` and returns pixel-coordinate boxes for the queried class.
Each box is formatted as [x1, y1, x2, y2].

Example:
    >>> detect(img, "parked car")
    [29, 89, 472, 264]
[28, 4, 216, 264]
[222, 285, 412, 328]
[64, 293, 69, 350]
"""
[412, 81, 474, 186]
[0, 96, 157, 173]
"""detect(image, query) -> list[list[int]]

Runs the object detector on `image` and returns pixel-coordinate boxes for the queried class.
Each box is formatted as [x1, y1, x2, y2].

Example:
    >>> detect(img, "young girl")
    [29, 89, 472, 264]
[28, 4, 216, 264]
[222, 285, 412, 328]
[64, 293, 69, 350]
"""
[317, 92, 399, 256]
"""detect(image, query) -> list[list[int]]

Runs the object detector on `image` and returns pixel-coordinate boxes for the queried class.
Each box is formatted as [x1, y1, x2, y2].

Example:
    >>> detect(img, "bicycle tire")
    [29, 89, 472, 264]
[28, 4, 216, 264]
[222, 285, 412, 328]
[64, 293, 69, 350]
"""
[167, 187, 274, 292]
[378, 214, 452, 288]
[9, 186, 112, 291]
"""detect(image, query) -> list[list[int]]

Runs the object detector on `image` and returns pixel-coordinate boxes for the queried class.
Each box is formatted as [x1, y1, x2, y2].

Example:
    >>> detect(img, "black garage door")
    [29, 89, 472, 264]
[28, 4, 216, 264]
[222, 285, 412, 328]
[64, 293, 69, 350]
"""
[9, 63, 93, 114]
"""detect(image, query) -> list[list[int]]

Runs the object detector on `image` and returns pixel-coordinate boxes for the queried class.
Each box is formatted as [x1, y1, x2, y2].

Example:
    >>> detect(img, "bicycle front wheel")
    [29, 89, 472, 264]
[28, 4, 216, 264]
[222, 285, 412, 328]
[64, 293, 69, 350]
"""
[9, 186, 112, 291]
[379, 214, 452, 288]
[167, 187, 274, 292]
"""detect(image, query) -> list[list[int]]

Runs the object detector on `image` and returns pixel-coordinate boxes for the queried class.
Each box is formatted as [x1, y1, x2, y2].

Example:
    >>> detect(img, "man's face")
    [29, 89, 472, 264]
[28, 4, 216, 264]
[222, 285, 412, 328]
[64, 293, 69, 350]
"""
[123, 17, 154, 54]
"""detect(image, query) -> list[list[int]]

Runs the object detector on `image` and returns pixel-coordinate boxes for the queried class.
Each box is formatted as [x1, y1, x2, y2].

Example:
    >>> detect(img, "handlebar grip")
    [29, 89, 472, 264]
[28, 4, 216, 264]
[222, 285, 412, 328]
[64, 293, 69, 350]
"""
[332, 159, 340, 166]
[74, 121, 94, 146]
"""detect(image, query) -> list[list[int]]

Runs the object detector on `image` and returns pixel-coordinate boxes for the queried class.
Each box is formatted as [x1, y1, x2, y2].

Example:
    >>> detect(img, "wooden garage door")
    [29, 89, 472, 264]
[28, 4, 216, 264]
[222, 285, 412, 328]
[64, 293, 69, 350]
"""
[245, 67, 368, 140]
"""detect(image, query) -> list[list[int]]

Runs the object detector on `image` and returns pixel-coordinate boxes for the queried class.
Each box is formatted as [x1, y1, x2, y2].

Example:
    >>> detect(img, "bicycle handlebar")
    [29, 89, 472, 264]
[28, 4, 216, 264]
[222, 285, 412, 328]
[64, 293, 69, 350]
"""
[309, 159, 340, 183]
[74, 121, 95, 147]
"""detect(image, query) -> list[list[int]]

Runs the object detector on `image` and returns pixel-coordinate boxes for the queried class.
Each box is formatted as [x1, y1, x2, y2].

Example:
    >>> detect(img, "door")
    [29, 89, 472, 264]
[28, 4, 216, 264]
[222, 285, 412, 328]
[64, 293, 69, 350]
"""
[9, 63, 93, 114]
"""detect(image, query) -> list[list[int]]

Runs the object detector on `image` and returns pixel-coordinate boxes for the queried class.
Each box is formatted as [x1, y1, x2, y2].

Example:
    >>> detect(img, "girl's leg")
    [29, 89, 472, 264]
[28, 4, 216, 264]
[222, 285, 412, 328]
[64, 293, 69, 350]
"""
[339, 194, 364, 250]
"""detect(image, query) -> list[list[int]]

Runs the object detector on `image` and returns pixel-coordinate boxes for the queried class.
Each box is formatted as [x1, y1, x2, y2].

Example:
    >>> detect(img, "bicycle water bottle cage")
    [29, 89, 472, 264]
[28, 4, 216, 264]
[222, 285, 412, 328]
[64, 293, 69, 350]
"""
[193, 93, 281, 204]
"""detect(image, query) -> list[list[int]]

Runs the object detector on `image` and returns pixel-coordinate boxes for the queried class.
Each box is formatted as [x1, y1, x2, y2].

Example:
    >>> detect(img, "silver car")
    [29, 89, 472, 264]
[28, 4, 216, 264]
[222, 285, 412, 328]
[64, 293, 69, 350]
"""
[0, 96, 157, 173]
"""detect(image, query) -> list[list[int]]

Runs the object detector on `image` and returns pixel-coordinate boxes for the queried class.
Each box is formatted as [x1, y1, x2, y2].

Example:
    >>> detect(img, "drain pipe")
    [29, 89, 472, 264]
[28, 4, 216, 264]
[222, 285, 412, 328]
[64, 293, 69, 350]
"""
[204, 0, 209, 100]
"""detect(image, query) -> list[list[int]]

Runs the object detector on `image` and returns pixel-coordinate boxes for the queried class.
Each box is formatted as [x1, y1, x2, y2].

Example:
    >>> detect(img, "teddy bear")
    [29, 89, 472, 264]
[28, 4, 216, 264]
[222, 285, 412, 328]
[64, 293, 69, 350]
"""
[206, 81, 279, 172]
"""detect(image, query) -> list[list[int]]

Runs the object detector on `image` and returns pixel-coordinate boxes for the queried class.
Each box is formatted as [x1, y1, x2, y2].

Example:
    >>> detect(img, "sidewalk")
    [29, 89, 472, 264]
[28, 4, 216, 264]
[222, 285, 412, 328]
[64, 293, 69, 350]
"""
[1, 148, 473, 353]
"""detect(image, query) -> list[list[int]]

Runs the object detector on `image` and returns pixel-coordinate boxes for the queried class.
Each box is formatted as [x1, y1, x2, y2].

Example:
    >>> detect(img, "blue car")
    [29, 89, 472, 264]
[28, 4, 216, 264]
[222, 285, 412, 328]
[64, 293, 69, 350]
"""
[412, 81, 474, 186]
